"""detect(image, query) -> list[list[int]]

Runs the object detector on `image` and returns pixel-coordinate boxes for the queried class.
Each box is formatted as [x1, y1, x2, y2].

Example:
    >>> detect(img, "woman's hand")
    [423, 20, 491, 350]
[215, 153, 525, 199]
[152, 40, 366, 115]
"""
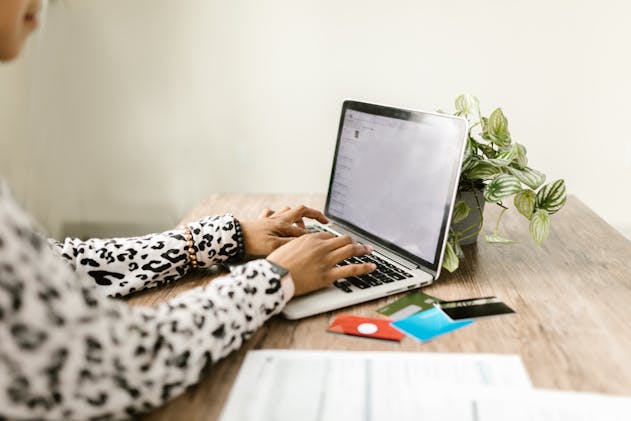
[267, 232, 376, 296]
[240, 205, 329, 257]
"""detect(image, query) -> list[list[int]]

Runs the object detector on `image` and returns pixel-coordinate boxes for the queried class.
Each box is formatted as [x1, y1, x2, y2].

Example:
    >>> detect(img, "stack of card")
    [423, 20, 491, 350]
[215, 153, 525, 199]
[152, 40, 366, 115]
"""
[326, 292, 515, 343]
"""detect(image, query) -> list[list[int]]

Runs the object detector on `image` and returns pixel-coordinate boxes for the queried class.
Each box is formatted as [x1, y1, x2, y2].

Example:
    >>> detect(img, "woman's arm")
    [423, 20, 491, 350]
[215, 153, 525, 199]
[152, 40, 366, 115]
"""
[0, 182, 375, 420]
[47, 215, 242, 297]
[0, 187, 290, 420]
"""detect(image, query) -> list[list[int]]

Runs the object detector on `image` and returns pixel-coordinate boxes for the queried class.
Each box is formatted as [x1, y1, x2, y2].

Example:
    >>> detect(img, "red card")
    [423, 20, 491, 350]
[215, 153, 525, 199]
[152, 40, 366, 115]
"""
[327, 314, 404, 341]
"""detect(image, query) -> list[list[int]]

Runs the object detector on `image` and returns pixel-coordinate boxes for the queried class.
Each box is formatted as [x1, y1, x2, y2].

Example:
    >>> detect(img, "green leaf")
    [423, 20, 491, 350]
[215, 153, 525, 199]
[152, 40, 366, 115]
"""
[485, 108, 511, 146]
[477, 142, 497, 159]
[530, 209, 550, 245]
[514, 189, 537, 219]
[466, 161, 501, 180]
[485, 233, 516, 243]
[513, 143, 528, 169]
[452, 200, 471, 224]
[486, 144, 517, 167]
[483, 174, 522, 202]
[506, 166, 546, 190]
[536, 179, 567, 214]
[467, 135, 482, 155]
[442, 242, 459, 272]
[454, 241, 464, 259]
[461, 137, 476, 171]
[462, 155, 478, 173]
[480, 116, 489, 133]
[454, 94, 480, 116]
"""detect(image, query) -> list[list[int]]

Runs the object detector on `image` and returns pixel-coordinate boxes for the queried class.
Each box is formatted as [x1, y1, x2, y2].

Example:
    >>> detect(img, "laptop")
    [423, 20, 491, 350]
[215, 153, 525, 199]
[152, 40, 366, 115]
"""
[282, 100, 468, 319]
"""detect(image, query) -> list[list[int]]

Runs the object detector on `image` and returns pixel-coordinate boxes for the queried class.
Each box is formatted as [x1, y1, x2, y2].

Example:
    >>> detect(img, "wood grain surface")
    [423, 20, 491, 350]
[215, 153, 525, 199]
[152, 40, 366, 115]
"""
[127, 194, 631, 421]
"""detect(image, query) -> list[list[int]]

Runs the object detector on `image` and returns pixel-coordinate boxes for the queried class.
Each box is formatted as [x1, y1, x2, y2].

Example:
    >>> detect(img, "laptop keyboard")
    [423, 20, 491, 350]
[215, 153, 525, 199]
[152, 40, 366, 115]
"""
[307, 225, 414, 293]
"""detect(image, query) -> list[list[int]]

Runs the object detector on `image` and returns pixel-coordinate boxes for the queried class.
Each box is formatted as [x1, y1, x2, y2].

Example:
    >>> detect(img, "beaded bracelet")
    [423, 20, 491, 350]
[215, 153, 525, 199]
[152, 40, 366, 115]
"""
[183, 225, 198, 270]
[232, 218, 246, 261]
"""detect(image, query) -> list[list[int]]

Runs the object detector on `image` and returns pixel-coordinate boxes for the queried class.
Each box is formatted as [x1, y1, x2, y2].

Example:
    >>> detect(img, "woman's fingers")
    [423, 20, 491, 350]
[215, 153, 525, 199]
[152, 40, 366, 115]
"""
[320, 234, 355, 251]
[328, 263, 376, 281]
[286, 205, 329, 224]
[277, 221, 307, 237]
[312, 231, 335, 240]
[259, 208, 274, 219]
[261, 205, 328, 231]
[327, 242, 373, 264]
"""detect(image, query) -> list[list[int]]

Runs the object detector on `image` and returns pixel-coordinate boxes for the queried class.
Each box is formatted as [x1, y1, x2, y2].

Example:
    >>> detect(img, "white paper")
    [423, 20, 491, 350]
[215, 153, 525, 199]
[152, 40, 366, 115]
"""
[475, 389, 631, 421]
[219, 350, 532, 421]
[391, 388, 631, 420]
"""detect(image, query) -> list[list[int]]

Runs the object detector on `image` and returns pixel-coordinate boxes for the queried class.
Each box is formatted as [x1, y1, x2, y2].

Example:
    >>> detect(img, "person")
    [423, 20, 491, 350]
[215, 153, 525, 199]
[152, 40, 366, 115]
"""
[0, 1, 376, 419]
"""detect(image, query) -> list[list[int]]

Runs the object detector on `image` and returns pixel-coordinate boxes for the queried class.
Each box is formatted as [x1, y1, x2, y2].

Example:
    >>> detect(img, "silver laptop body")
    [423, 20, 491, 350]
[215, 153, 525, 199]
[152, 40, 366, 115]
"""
[282, 100, 468, 319]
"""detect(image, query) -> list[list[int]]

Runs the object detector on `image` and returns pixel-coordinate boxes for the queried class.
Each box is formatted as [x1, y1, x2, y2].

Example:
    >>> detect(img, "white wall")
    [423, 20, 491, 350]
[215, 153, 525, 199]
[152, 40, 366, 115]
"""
[0, 56, 27, 198]
[1, 0, 630, 239]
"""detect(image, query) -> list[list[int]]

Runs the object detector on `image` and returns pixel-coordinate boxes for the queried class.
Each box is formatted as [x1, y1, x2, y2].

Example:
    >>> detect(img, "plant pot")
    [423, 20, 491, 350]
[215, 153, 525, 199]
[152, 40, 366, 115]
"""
[452, 188, 485, 245]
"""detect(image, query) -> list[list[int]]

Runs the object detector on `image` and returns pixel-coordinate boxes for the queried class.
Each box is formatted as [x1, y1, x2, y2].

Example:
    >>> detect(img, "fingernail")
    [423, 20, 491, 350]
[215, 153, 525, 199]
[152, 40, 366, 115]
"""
[370, 263, 377, 270]
[366, 245, 374, 253]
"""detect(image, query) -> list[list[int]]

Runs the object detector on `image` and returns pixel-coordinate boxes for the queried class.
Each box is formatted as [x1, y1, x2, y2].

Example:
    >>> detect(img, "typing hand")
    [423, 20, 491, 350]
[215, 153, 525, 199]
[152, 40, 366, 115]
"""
[240, 205, 329, 257]
[267, 233, 376, 296]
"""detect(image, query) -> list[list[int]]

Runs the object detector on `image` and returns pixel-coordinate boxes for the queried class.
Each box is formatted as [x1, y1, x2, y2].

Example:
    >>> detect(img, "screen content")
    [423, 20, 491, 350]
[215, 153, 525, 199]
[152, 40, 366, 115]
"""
[328, 108, 465, 264]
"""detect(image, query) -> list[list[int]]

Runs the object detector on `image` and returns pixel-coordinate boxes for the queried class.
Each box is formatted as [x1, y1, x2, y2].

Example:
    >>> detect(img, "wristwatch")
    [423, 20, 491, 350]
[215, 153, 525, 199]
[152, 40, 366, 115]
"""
[266, 260, 289, 278]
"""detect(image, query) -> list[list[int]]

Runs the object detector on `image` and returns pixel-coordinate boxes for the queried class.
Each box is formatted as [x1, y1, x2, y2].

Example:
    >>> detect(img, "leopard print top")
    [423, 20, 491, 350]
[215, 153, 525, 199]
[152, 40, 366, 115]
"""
[0, 180, 289, 420]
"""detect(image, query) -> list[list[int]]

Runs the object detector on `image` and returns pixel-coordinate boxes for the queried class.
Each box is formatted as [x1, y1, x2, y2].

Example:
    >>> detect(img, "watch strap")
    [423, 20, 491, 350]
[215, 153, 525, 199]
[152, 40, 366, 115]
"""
[265, 259, 290, 278]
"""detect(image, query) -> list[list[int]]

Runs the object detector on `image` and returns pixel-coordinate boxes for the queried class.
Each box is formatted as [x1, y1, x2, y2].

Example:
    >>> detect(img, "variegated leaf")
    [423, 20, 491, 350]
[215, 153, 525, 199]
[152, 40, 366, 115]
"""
[462, 156, 478, 173]
[466, 161, 500, 180]
[480, 116, 489, 133]
[514, 189, 536, 219]
[469, 135, 483, 153]
[506, 166, 546, 190]
[455, 94, 480, 116]
[485, 108, 511, 146]
[483, 174, 522, 202]
[442, 242, 459, 272]
[536, 179, 567, 214]
[485, 232, 516, 243]
[452, 200, 471, 224]
[513, 143, 528, 169]
[477, 142, 497, 160]
[530, 209, 550, 245]
[454, 95, 467, 115]
[461, 137, 476, 170]
[486, 144, 517, 167]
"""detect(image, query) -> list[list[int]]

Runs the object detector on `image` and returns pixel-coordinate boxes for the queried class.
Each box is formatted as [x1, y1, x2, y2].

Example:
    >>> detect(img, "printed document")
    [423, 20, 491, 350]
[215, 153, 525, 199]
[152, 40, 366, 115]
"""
[219, 350, 532, 421]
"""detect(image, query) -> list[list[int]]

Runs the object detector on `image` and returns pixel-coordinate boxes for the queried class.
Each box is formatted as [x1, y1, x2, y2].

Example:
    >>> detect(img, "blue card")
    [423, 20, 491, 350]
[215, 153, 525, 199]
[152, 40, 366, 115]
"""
[390, 306, 473, 342]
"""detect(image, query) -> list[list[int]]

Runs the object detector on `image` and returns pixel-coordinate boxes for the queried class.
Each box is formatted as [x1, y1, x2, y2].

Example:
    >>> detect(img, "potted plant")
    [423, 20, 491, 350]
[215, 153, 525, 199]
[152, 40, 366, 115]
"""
[442, 94, 567, 272]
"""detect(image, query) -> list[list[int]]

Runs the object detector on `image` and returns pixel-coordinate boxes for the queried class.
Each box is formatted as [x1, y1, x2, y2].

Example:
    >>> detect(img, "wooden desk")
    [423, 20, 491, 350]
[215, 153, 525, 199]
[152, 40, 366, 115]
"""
[129, 194, 631, 421]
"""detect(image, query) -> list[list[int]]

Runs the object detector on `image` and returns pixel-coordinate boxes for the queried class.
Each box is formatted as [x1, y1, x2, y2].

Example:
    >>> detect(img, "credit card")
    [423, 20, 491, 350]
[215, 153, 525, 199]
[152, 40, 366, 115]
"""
[438, 296, 515, 320]
[377, 291, 442, 320]
[390, 306, 472, 342]
[327, 314, 404, 341]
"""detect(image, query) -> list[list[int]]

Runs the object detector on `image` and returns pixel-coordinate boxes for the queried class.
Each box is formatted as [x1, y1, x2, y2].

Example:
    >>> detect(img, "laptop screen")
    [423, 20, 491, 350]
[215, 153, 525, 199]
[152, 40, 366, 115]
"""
[325, 101, 467, 272]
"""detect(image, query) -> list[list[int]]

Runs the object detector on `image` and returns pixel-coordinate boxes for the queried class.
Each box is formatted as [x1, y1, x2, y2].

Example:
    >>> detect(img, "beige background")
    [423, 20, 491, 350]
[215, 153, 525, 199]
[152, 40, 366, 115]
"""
[1, 0, 630, 239]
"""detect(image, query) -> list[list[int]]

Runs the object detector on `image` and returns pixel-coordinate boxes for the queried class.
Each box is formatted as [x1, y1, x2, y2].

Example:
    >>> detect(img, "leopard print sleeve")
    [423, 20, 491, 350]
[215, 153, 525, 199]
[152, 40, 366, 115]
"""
[48, 215, 243, 298]
[0, 182, 289, 420]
